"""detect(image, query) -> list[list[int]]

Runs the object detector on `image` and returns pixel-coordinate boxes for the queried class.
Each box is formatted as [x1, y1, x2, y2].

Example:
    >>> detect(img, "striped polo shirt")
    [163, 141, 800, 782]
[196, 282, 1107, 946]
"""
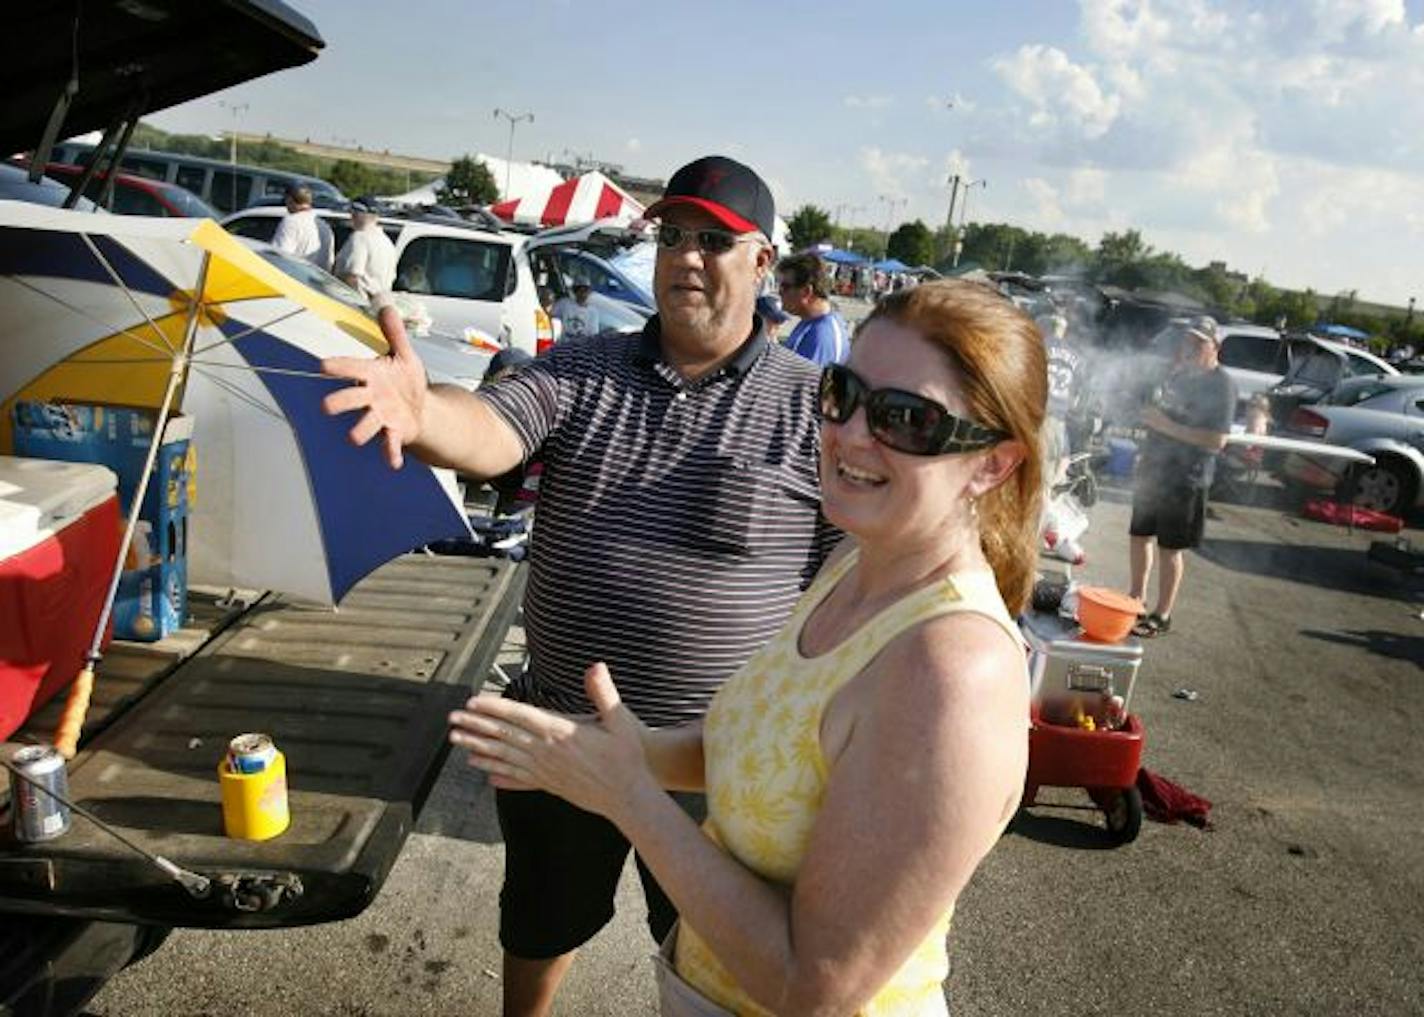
[478, 316, 838, 727]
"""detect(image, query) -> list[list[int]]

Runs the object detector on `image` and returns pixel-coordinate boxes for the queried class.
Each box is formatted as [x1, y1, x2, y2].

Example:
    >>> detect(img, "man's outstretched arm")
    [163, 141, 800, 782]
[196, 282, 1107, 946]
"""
[321, 304, 525, 478]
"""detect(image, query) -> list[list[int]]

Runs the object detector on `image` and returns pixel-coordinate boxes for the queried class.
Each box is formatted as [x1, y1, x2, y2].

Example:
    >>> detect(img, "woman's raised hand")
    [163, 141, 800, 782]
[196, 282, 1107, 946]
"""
[449, 663, 653, 821]
[321, 304, 429, 470]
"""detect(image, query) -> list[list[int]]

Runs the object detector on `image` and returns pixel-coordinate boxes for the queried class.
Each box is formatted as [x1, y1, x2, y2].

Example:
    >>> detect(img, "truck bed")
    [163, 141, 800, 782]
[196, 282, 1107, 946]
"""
[0, 553, 523, 929]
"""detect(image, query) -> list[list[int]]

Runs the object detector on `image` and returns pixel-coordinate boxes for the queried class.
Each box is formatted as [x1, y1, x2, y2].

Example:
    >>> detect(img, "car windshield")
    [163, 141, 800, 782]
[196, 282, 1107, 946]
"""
[1325, 379, 1394, 406]
[159, 183, 219, 218]
[255, 248, 368, 311]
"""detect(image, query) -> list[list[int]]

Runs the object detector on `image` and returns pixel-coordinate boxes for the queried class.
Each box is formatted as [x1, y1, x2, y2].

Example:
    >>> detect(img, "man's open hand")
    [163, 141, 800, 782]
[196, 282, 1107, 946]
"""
[321, 305, 428, 469]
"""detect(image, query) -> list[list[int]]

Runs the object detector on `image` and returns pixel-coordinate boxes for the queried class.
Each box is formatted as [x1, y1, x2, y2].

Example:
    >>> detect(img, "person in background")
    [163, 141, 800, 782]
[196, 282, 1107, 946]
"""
[334, 197, 397, 303]
[453, 279, 1041, 1017]
[754, 292, 791, 342]
[322, 154, 835, 1017]
[271, 183, 334, 271]
[777, 252, 850, 366]
[1038, 311, 1081, 491]
[551, 281, 602, 340]
[1128, 315, 1237, 637]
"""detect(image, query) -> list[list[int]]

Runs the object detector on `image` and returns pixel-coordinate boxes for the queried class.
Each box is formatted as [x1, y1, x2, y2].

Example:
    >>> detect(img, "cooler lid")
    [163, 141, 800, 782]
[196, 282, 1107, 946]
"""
[1019, 609, 1144, 661]
[0, 455, 118, 560]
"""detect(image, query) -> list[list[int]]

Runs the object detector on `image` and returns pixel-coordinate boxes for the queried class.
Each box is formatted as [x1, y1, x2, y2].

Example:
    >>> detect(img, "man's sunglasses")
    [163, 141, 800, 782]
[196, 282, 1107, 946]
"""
[818, 363, 1008, 456]
[655, 223, 761, 256]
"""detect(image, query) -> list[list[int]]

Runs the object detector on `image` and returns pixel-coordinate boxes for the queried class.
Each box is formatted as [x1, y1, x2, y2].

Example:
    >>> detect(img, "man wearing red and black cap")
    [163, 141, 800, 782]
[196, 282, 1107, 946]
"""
[322, 155, 835, 1015]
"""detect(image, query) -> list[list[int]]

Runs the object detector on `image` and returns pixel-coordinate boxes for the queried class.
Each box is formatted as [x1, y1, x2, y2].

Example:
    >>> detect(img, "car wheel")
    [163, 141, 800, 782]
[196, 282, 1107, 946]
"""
[1350, 459, 1415, 517]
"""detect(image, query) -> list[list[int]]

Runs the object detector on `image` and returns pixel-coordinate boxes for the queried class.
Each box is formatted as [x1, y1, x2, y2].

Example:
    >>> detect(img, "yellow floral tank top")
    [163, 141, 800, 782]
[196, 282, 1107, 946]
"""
[674, 547, 1025, 1016]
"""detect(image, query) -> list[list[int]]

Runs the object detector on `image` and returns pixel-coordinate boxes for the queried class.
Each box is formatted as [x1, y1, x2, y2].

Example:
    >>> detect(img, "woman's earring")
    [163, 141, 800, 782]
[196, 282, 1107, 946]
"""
[969, 498, 979, 521]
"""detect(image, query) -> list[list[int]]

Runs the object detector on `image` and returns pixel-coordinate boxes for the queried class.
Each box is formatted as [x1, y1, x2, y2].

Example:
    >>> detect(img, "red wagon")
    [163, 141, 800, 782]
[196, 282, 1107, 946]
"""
[1020, 609, 1146, 844]
[1024, 704, 1145, 844]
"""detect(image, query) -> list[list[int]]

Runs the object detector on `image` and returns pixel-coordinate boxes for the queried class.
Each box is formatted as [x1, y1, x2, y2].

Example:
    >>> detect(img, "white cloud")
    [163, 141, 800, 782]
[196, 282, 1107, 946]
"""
[1308, 0, 1405, 41]
[844, 94, 893, 110]
[859, 146, 930, 200]
[992, 44, 1122, 138]
[1079, 0, 1171, 57]
[1023, 178, 1064, 225]
[625, 138, 641, 152]
[925, 92, 977, 113]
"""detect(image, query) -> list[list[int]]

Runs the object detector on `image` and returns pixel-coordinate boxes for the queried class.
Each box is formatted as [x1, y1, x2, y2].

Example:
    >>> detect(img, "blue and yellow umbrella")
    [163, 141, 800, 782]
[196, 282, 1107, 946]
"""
[0, 202, 471, 751]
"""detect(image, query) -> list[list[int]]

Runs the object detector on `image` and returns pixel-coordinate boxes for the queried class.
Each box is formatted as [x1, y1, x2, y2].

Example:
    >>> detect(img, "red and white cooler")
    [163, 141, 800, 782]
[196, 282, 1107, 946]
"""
[0, 456, 121, 740]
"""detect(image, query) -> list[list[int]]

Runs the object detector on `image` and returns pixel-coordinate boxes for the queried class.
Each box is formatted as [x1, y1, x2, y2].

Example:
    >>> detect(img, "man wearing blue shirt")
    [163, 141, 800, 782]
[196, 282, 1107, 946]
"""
[777, 253, 850, 365]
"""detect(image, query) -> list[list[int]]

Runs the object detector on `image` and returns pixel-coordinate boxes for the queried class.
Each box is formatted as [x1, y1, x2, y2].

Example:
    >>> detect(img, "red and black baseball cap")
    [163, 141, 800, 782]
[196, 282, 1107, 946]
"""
[644, 155, 776, 240]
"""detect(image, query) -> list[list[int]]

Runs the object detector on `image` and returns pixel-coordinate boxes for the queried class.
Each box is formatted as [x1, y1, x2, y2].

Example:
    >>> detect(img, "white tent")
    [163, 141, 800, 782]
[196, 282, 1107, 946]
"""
[381, 153, 564, 207]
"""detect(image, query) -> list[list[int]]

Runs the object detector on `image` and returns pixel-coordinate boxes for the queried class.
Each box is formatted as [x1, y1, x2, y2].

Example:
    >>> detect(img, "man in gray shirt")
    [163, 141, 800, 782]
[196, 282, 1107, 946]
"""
[322, 155, 833, 1017]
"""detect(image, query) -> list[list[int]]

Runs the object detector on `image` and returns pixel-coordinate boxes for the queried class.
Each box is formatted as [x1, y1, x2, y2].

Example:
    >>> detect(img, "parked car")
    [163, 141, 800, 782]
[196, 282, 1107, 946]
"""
[1267, 336, 1399, 423]
[224, 204, 556, 359]
[1276, 375, 1424, 517]
[1138, 321, 1394, 416]
[224, 207, 651, 363]
[40, 162, 219, 217]
[526, 219, 656, 312]
[242, 240, 497, 389]
[0, 162, 104, 211]
[49, 141, 345, 215]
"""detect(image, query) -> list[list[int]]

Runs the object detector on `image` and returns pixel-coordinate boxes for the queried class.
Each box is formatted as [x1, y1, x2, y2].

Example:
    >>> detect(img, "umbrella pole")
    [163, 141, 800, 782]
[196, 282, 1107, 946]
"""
[54, 255, 210, 758]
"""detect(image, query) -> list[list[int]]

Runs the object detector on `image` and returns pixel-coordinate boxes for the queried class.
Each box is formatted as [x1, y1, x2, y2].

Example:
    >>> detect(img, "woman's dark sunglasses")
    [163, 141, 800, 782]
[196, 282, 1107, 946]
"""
[818, 363, 1007, 456]
[655, 222, 759, 256]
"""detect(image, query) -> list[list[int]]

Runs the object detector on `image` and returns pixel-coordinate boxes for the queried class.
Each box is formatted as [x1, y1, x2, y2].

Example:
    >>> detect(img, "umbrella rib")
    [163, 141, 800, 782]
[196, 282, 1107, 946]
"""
[191, 308, 306, 357]
[5, 276, 178, 359]
[191, 367, 293, 425]
[80, 234, 176, 353]
[187, 359, 334, 380]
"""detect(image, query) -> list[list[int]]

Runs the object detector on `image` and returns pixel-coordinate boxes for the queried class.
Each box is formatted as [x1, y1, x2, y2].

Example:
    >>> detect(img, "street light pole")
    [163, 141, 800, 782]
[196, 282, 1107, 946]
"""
[492, 108, 534, 200]
[218, 100, 248, 211]
[952, 178, 986, 269]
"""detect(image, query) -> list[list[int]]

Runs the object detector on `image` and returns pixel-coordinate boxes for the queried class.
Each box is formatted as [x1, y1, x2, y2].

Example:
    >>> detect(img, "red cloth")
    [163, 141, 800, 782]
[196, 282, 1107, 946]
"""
[1302, 498, 1403, 533]
[1136, 767, 1213, 828]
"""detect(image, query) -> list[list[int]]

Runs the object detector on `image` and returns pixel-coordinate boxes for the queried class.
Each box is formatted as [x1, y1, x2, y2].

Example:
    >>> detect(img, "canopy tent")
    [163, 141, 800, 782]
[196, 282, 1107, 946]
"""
[491, 171, 644, 227]
[873, 258, 911, 273]
[819, 248, 869, 266]
[1313, 322, 1371, 341]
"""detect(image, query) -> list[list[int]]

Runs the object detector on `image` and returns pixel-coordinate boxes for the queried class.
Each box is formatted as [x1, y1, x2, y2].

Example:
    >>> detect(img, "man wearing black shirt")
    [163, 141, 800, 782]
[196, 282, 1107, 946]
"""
[1128, 316, 1236, 636]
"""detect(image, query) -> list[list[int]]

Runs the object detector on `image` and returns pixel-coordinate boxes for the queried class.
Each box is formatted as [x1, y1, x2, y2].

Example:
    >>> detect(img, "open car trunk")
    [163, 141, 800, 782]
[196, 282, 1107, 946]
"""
[0, 555, 523, 929]
[2, 0, 322, 160]
[1268, 344, 1349, 426]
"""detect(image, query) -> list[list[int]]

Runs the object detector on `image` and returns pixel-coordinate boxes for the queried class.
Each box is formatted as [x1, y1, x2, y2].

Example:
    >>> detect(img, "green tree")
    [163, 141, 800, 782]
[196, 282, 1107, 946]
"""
[327, 159, 379, 198]
[1094, 229, 1153, 285]
[437, 155, 499, 206]
[787, 204, 834, 250]
[952, 222, 1029, 272]
[885, 219, 934, 267]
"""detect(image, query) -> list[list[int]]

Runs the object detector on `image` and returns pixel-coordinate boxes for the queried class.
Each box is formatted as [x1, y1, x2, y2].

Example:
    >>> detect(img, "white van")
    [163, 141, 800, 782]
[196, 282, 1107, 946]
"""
[223, 206, 555, 366]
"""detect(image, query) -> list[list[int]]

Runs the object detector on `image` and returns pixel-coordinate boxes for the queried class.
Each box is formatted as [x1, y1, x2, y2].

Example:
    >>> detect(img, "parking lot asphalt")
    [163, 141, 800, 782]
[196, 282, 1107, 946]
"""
[91, 479, 1424, 1017]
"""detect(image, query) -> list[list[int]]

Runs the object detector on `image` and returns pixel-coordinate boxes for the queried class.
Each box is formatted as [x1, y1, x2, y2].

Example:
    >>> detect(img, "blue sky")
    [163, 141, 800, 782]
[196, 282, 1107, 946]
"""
[148, 0, 1424, 306]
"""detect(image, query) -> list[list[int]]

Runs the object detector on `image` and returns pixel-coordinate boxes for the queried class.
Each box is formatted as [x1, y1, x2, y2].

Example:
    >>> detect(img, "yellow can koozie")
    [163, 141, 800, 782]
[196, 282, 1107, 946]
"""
[219, 750, 290, 840]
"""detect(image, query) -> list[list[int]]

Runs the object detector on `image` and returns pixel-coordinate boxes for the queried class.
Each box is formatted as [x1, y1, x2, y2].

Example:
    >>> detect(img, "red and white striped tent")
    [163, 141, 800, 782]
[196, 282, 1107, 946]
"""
[490, 171, 644, 227]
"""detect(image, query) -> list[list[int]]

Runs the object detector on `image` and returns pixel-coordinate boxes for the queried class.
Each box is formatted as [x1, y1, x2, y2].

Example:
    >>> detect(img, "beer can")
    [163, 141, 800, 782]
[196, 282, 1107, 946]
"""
[226, 733, 276, 775]
[9, 745, 72, 843]
[219, 737, 290, 841]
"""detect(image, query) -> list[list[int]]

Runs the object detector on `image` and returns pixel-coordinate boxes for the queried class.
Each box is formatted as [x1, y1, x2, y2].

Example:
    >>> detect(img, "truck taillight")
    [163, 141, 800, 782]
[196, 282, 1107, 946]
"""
[535, 308, 554, 355]
[1289, 408, 1329, 438]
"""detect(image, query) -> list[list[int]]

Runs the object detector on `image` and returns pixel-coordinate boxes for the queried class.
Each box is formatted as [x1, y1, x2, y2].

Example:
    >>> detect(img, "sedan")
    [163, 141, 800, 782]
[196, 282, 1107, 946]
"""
[1277, 375, 1424, 517]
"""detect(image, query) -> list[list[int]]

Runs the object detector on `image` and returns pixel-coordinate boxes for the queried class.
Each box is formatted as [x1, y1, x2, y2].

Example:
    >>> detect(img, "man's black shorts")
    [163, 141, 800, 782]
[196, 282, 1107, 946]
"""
[496, 786, 707, 959]
[1129, 476, 1207, 550]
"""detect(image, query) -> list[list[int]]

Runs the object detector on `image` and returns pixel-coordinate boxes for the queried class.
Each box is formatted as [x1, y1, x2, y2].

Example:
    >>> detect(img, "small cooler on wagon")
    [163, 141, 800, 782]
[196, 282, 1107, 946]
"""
[0, 456, 122, 740]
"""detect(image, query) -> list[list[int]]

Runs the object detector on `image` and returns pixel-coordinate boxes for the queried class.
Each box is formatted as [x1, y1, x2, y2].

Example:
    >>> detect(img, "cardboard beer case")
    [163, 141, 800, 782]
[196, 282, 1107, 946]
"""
[11, 402, 194, 641]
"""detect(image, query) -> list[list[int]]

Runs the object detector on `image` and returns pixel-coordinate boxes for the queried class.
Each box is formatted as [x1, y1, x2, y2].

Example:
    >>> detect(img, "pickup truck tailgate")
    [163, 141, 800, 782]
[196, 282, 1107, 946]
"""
[0, 554, 523, 929]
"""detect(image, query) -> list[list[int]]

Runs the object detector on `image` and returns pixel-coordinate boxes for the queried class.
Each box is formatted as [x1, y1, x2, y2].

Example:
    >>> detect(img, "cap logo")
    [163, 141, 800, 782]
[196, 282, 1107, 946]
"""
[703, 168, 727, 187]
